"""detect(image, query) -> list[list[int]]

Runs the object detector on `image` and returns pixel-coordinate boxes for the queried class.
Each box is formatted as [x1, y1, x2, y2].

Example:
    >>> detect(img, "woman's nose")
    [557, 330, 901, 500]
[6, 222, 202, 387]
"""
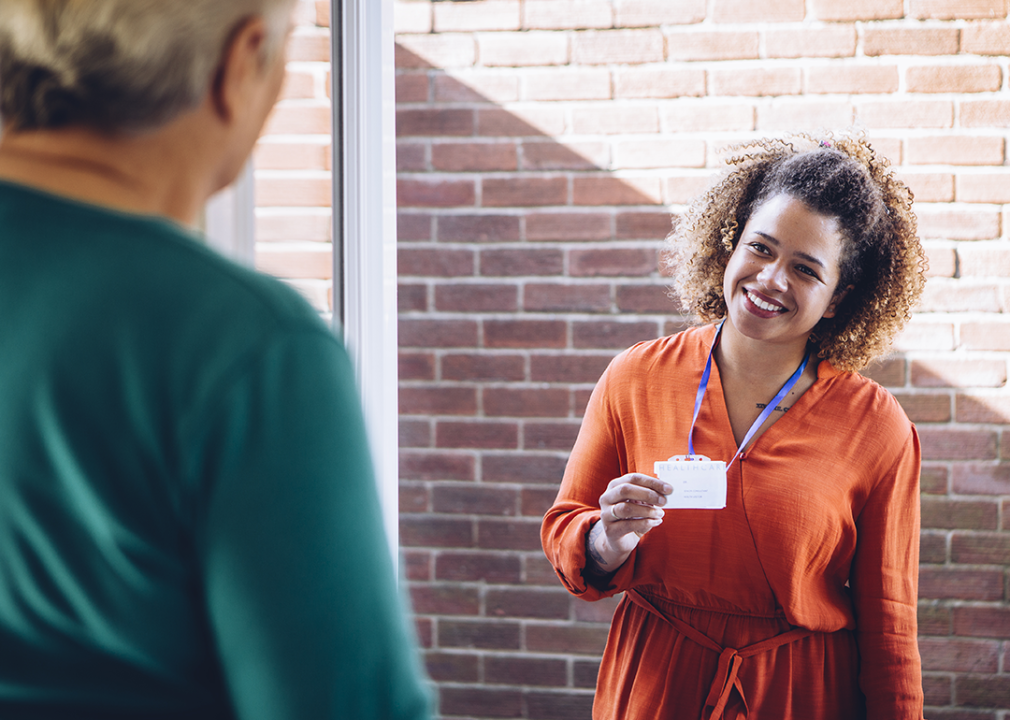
[758, 261, 788, 291]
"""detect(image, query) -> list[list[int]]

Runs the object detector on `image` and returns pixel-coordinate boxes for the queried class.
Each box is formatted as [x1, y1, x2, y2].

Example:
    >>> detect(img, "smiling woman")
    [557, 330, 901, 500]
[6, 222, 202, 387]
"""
[542, 133, 929, 720]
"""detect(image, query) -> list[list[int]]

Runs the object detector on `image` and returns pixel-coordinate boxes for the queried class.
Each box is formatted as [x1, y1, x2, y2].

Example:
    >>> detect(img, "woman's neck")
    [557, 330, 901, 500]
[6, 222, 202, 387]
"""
[714, 319, 812, 390]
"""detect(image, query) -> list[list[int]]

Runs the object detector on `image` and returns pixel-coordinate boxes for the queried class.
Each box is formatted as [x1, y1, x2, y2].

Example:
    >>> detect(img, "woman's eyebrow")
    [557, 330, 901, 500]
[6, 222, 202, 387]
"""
[754, 231, 826, 269]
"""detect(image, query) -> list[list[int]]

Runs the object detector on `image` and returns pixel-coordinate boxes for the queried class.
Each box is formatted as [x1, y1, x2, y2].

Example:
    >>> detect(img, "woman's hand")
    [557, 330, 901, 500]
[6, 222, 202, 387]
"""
[586, 473, 671, 576]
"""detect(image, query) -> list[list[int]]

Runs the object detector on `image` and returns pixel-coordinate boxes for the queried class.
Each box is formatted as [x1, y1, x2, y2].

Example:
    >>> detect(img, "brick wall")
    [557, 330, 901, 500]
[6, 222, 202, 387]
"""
[388, 1, 1010, 718]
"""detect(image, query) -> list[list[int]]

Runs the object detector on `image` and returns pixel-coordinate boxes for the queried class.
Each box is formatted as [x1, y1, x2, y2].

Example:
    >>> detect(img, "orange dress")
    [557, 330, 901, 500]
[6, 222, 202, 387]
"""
[541, 325, 923, 720]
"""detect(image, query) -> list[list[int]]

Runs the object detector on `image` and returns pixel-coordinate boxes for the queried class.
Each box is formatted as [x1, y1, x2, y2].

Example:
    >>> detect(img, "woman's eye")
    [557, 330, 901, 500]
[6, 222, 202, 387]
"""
[748, 242, 769, 254]
[796, 265, 818, 278]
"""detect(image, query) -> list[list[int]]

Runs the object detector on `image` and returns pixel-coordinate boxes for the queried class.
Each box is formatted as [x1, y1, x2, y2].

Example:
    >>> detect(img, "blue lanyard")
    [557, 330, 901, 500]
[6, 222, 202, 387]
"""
[687, 322, 810, 468]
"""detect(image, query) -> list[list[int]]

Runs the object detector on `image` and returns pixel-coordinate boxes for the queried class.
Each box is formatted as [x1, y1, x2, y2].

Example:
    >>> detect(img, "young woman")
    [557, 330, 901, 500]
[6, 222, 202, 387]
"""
[542, 134, 926, 720]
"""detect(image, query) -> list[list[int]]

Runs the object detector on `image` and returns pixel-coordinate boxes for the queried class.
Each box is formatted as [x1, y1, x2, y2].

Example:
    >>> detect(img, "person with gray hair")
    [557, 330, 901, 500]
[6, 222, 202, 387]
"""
[0, 2, 431, 719]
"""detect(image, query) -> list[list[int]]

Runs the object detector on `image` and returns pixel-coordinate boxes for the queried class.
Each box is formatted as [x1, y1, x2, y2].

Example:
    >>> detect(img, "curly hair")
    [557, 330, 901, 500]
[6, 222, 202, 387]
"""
[666, 132, 927, 372]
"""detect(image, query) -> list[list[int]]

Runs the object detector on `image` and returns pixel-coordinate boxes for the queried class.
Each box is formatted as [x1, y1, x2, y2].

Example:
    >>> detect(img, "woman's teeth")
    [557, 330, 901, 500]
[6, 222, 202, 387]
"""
[746, 291, 785, 313]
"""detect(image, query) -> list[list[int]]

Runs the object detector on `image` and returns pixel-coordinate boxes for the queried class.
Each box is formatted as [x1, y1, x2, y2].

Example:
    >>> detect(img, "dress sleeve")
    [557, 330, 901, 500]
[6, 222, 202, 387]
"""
[541, 361, 639, 601]
[191, 329, 431, 720]
[851, 426, 924, 720]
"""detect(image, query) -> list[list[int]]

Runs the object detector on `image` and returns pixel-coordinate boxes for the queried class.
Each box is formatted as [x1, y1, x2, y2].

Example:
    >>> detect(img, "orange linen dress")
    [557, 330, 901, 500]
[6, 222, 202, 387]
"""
[541, 325, 923, 720]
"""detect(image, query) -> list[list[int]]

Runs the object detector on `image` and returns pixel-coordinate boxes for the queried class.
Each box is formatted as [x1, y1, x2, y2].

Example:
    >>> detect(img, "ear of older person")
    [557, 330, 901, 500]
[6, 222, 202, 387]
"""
[0, 15, 282, 223]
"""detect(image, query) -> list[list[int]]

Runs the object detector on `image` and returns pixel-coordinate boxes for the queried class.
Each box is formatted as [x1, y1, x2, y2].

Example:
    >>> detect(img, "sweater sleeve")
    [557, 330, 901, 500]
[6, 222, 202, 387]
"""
[851, 427, 924, 720]
[192, 329, 432, 720]
[541, 361, 640, 601]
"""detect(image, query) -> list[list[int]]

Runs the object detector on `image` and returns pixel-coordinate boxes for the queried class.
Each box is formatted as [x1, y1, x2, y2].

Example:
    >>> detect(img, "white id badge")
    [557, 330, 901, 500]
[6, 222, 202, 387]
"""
[654, 455, 727, 510]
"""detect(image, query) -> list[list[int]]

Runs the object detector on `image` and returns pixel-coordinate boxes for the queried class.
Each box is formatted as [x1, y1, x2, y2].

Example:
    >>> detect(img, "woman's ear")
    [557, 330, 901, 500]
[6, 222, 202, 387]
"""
[823, 284, 854, 319]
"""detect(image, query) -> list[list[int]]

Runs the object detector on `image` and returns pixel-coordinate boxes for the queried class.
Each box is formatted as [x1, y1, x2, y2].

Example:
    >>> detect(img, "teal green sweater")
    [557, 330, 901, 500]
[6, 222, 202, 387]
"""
[0, 181, 430, 719]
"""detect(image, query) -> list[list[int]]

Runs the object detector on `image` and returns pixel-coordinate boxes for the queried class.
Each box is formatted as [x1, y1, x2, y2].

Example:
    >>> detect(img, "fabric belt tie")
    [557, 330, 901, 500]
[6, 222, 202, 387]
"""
[626, 589, 814, 720]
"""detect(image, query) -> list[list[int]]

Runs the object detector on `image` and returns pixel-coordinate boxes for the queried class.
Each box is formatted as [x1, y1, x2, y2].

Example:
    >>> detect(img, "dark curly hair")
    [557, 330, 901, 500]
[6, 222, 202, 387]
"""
[667, 132, 927, 372]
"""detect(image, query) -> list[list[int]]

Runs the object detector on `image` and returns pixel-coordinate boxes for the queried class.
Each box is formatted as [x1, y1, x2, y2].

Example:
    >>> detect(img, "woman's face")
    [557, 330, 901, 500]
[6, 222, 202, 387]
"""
[722, 193, 850, 351]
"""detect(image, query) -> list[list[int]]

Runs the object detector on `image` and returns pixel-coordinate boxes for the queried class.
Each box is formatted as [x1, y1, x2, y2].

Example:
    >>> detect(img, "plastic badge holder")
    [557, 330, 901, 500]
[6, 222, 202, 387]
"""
[654, 455, 727, 510]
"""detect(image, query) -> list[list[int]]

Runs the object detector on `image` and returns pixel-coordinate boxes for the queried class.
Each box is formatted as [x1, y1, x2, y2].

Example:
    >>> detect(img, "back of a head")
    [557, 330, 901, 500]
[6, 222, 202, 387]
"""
[0, 0, 295, 134]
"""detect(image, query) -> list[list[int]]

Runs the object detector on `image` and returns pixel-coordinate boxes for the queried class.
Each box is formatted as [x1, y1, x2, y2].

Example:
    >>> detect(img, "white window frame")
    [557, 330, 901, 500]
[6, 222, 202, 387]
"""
[204, 0, 399, 561]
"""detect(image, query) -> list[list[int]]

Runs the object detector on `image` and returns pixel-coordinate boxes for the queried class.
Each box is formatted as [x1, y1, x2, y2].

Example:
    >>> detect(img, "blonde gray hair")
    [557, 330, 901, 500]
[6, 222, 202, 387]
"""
[0, 0, 296, 132]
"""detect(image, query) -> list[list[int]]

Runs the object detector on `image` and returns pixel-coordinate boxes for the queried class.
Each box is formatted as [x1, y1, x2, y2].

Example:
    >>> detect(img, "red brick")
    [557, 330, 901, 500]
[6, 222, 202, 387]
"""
[756, 101, 855, 132]
[530, 353, 615, 383]
[255, 141, 328, 172]
[961, 100, 1010, 128]
[256, 247, 331, 279]
[918, 637, 1000, 672]
[863, 27, 960, 56]
[398, 281, 425, 312]
[525, 422, 581, 451]
[525, 553, 562, 585]
[286, 29, 329, 62]
[431, 141, 517, 172]
[956, 174, 1010, 203]
[432, 73, 521, 104]
[399, 515, 474, 548]
[478, 31, 569, 67]
[919, 281, 1002, 313]
[400, 419, 431, 448]
[484, 655, 568, 686]
[398, 247, 474, 277]
[912, 359, 1006, 389]
[911, 0, 1008, 19]
[400, 483, 430, 513]
[571, 106, 660, 135]
[414, 618, 433, 648]
[484, 388, 570, 418]
[955, 673, 1010, 708]
[812, 0, 903, 20]
[570, 247, 656, 277]
[442, 353, 526, 382]
[485, 319, 567, 349]
[397, 178, 477, 208]
[256, 212, 331, 243]
[399, 451, 476, 482]
[486, 588, 571, 619]
[440, 618, 522, 649]
[432, 484, 519, 516]
[907, 65, 1003, 94]
[665, 30, 759, 61]
[438, 214, 520, 242]
[857, 100, 954, 129]
[572, 176, 662, 205]
[477, 518, 544, 550]
[481, 248, 565, 276]
[402, 548, 432, 580]
[440, 687, 522, 718]
[526, 212, 612, 242]
[894, 172, 954, 202]
[709, 67, 802, 97]
[958, 394, 1010, 424]
[613, 68, 706, 99]
[921, 498, 999, 530]
[952, 606, 1010, 639]
[712, 0, 804, 22]
[254, 176, 331, 207]
[615, 0, 706, 26]
[477, 106, 567, 137]
[400, 387, 477, 416]
[616, 284, 679, 314]
[572, 595, 621, 623]
[410, 583, 480, 616]
[435, 283, 518, 312]
[766, 26, 857, 58]
[526, 691, 597, 719]
[523, 0, 613, 30]
[571, 29, 665, 65]
[963, 21, 1010, 55]
[521, 141, 610, 172]
[918, 428, 999, 461]
[435, 550, 522, 583]
[892, 320, 956, 352]
[436, 420, 518, 449]
[920, 242, 956, 277]
[861, 357, 905, 387]
[616, 211, 673, 239]
[524, 284, 612, 313]
[483, 177, 568, 207]
[396, 142, 426, 173]
[952, 532, 1010, 565]
[424, 652, 479, 683]
[893, 393, 952, 423]
[952, 463, 1010, 495]
[482, 453, 570, 484]
[400, 318, 479, 347]
[525, 624, 610, 654]
[661, 104, 755, 133]
[918, 567, 1005, 601]
[920, 532, 948, 564]
[615, 139, 706, 170]
[915, 206, 1002, 239]
[524, 69, 612, 101]
[396, 73, 429, 103]
[522, 486, 563, 515]
[919, 604, 953, 635]
[398, 212, 432, 241]
[433, 0, 521, 32]
[399, 352, 435, 381]
[920, 465, 949, 494]
[573, 659, 602, 689]
[805, 65, 899, 94]
[396, 108, 474, 137]
[573, 320, 659, 349]
[961, 321, 1010, 351]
